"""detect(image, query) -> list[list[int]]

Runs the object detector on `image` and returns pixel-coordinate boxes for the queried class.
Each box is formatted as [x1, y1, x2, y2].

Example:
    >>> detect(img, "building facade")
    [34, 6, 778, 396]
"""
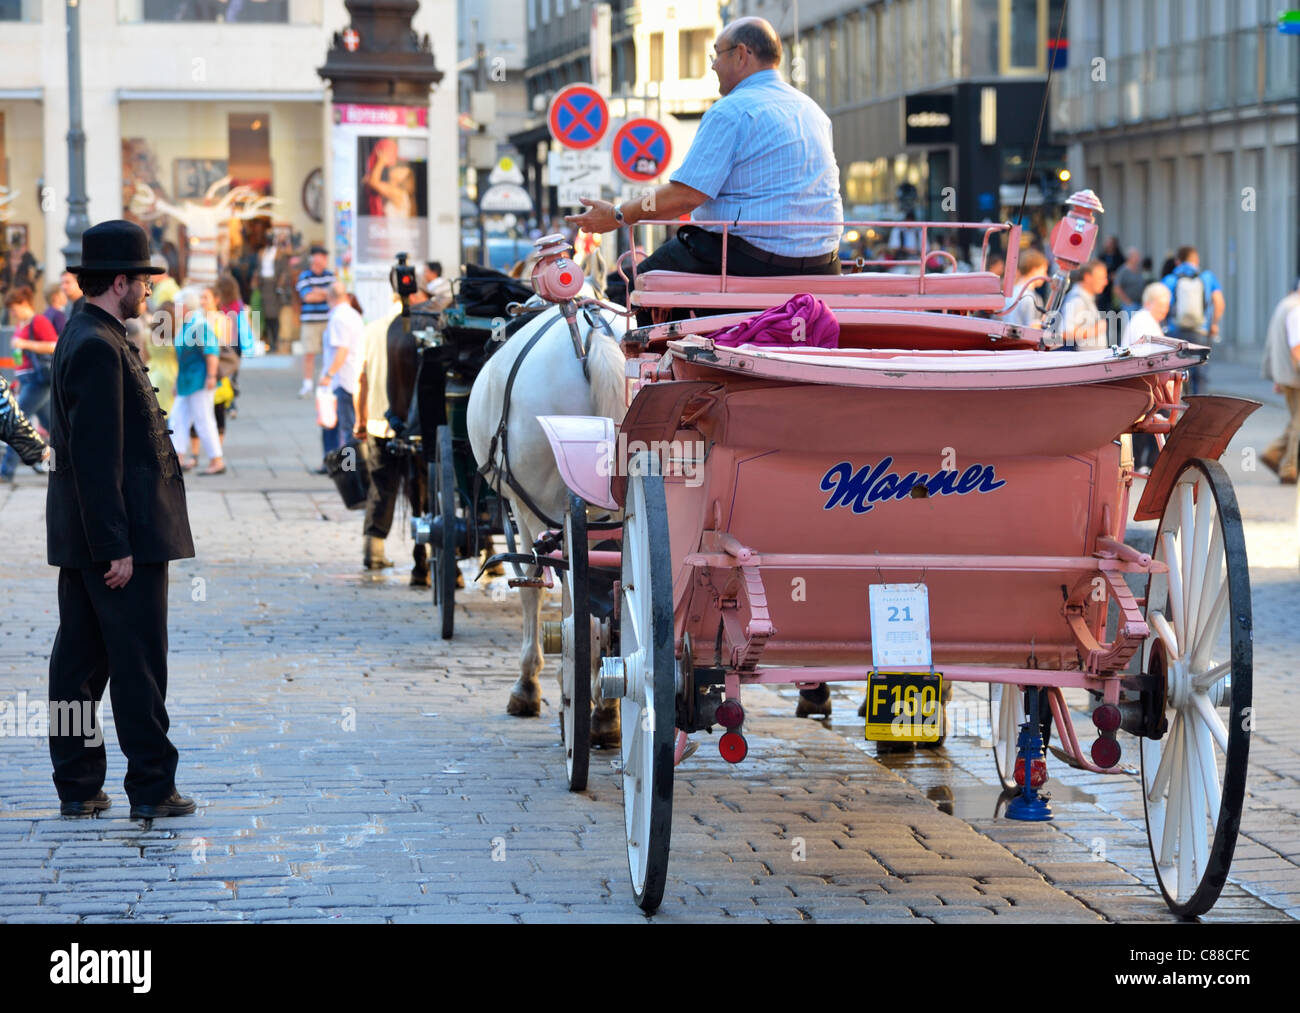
[1052, 0, 1296, 356]
[0, 0, 458, 303]
[739, 0, 1068, 231]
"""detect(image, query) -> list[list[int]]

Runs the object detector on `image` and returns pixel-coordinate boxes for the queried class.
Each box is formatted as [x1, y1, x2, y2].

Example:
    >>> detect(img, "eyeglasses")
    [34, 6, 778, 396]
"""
[710, 44, 741, 63]
[130, 276, 153, 292]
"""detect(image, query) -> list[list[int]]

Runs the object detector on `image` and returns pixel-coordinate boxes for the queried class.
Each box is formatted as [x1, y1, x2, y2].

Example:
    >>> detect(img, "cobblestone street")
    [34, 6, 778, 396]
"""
[0, 358, 1296, 924]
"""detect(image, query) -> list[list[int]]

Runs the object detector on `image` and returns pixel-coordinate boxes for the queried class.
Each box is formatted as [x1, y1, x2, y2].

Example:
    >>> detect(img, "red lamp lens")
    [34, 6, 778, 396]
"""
[1092, 704, 1121, 732]
[559, 272, 573, 285]
[716, 700, 744, 728]
[719, 731, 748, 764]
[1091, 736, 1122, 769]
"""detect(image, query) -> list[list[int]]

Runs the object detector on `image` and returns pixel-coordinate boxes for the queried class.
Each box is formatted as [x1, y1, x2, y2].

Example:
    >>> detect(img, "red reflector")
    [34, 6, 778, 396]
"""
[559, 272, 573, 285]
[1091, 735, 1122, 769]
[716, 699, 744, 729]
[1092, 704, 1121, 732]
[719, 731, 748, 764]
[1069, 233, 1083, 245]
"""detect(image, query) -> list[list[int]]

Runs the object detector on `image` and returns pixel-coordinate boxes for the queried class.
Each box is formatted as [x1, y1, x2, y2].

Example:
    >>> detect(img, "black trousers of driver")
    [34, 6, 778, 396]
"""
[45, 302, 196, 807]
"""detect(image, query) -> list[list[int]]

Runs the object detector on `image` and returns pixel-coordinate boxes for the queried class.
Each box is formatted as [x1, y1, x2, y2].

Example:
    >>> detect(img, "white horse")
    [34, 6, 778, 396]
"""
[467, 301, 628, 737]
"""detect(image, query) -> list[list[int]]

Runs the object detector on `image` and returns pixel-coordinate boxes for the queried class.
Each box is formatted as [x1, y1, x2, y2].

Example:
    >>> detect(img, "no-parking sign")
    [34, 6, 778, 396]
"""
[611, 118, 672, 182]
[548, 84, 610, 150]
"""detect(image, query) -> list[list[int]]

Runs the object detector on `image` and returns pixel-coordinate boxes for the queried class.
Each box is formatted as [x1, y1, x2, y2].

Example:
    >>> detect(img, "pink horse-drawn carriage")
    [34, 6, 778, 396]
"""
[530, 192, 1255, 917]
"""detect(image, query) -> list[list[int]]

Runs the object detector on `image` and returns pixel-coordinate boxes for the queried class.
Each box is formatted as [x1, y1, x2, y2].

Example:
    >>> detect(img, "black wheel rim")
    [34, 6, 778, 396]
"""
[620, 452, 675, 912]
[562, 493, 591, 791]
[437, 425, 457, 639]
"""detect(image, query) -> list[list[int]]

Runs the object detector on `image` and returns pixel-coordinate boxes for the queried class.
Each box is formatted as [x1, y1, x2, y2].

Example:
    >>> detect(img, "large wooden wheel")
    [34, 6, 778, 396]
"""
[1140, 458, 1252, 918]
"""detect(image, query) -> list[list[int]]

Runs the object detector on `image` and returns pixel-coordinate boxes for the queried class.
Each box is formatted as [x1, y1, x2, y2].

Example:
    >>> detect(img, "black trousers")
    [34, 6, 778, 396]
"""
[363, 437, 428, 570]
[48, 563, 178, 806]
[607, 226, 842, 323]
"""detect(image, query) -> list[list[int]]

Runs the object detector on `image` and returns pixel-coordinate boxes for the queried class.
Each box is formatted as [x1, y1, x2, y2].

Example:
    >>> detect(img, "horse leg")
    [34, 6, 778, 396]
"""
[507, 584, 544, 716]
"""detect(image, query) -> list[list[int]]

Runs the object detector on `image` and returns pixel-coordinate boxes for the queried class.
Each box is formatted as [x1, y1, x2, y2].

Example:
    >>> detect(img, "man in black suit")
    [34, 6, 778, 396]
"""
[47, 220, 197, 820]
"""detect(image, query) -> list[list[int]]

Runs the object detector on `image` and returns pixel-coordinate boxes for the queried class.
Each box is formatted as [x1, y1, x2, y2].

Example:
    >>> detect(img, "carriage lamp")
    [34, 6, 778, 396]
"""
[1042, 189, 1105, 346]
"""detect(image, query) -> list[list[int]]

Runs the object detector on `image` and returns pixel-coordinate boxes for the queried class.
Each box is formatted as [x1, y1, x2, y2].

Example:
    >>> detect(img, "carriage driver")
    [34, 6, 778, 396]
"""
[568, 15, 845, 721]
[566, 14, 844, 317]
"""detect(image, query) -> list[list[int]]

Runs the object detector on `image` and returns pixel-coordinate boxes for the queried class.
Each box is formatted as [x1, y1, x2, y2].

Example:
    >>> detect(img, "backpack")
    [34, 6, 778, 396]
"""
[1174, 272, 1206, 330]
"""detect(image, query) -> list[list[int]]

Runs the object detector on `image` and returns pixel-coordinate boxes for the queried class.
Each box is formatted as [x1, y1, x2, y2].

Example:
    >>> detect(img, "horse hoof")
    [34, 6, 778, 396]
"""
[795, 684, 831, 718]
[499, 686, 535, 717]
[590, 704, 621, 747]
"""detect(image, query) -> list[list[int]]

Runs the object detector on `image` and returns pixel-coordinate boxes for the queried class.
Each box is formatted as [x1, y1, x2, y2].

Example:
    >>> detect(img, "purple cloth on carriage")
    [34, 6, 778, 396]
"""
[709, 293, 840, 349]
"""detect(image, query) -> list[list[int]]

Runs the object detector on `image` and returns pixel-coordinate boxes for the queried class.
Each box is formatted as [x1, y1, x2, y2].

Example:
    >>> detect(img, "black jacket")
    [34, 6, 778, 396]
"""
[46, 303, 195, 567]
[0, 374, 46, 465]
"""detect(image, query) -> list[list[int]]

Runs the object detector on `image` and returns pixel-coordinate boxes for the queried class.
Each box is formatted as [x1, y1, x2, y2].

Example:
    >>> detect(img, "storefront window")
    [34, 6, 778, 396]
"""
[126, 0, 302, 22]
[679, 28, 710, 80]
[0, 0, 39, 21]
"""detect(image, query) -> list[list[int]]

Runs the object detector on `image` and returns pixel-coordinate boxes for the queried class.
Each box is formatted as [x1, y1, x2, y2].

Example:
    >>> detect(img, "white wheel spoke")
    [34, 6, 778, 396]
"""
[1191, 692, 1229, 754]
[1178, 482, 1196, 593]
[1192, 660, 1231, 694]
[1162, 532, 1185, 648]
[1192, 710, 1221, 827]
[1183, 723, 1209, 883]
[1160, 714, 1185, 868]
[1149, 611, 1180, 662]
[1177, 728, 1198, 900]
[1190, 580, 1229, 674]
[1193, 522, 1224, 652]
[1184, 487, 1214, 642]
[1149, 710, 1181, 811]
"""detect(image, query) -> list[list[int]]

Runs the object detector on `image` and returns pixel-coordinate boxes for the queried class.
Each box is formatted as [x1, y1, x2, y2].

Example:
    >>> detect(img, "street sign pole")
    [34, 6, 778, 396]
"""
[1282, 13, 1300, 279]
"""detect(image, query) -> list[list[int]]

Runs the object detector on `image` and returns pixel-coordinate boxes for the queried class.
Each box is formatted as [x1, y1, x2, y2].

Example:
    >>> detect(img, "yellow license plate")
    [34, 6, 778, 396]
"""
[864, 671, 943, 743]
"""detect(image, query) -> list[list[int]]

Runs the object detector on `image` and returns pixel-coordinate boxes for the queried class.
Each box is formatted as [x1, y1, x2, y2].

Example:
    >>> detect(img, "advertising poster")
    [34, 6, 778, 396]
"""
[355, 135, 428, 262]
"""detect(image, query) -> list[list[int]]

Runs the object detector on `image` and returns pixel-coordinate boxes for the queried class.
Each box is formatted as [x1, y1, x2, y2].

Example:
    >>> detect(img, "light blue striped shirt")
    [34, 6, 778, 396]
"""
[672, 69, 843, 257]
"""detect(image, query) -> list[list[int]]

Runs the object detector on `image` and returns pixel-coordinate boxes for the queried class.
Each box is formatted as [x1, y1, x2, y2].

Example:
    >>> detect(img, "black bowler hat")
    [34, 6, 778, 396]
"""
[73, 220, 166, 275]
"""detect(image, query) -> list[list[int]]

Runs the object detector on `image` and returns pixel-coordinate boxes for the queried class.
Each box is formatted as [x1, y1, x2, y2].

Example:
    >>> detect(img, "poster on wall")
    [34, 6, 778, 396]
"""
[330, 103, 429, 270]
[355, 136, 428, 263]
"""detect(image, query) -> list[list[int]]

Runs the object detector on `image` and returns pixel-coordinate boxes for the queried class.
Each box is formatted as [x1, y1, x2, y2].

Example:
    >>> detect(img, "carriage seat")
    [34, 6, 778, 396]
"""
[632, 269, 1007, 313]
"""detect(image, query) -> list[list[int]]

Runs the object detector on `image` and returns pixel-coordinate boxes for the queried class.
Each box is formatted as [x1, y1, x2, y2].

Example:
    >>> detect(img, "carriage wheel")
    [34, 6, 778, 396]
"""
[1140, 458, 1251, 918]
[988, 684, 1052, 791]
[432, 425, 457, 640]
[620, 452, 675, 912]
[561, 493, 591, 792]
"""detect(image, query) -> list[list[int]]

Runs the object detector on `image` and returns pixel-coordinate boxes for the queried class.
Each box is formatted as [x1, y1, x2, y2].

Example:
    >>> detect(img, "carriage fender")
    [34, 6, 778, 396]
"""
[537, 415, 621, 510]
[1133, 395, 1260, 521]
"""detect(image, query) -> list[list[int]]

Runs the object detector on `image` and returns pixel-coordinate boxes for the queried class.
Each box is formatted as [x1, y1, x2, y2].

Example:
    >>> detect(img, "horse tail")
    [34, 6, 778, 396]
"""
[586, 327, 627, 425]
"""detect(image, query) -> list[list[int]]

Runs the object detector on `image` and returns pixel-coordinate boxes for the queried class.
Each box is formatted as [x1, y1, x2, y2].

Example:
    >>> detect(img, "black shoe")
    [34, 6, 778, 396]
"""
[129, 790, 196, 820]
[61, 791, 111, 818]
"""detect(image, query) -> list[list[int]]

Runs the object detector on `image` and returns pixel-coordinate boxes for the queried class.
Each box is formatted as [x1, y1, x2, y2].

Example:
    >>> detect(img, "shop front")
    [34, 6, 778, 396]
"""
[0, 96, 48, 318]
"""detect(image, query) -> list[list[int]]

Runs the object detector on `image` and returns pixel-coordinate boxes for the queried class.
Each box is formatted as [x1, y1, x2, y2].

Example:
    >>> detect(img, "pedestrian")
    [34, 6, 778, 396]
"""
[1162, 245, 1225, 395]
[213, 272, 251, 429]
[46, 219, 196, 820]
[1057, 259, 1111, 349]
[423, 260, 453, 311]
[0, 372, 47, 478]
[1260, 278, 1300, 484]
[295, 244, 334, 398]
[1122, 283, 1173, 475]
[318, 280, 364, 465]
[60, 269, 84, 319]
[354, 296, 402, 569]
[1003, 248, 1049, 327]
[146, 260, 179, 416]
[1113, 246, 1145, 313]
[0, 286, 58, 480]
[1097, 235, 1124, 311]
[43, 283, 69, 336]
[170, 287, 225, 475]
[256, 233, 285, 351]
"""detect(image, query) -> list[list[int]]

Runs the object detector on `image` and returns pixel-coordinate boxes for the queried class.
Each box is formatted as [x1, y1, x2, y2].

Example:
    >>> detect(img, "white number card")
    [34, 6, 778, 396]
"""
[868, 584, 932, 668]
